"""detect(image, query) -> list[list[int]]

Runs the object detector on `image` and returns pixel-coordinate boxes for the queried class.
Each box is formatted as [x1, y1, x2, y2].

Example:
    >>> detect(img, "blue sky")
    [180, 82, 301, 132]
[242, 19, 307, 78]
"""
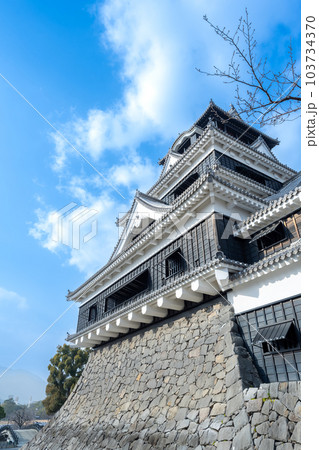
[0, 0, 301, 403]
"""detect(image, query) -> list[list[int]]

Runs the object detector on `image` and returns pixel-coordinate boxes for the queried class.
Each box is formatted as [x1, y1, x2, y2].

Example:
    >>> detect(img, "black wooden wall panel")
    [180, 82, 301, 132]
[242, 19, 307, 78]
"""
[77, 215, 216, 332]
[236, 296, 301, 383]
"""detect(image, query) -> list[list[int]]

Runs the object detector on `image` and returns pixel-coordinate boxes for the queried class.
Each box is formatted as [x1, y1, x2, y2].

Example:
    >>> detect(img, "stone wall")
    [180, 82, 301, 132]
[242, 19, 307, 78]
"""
[243, 383, 301, 449]
[22, 297, 300, 449]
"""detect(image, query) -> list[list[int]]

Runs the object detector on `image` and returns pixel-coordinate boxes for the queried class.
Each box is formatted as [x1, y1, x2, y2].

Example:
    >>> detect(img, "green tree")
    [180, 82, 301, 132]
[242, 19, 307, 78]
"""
[0, 405, 5, 420]
[2, 398, 19, 417]
[42, 344, 90, 415]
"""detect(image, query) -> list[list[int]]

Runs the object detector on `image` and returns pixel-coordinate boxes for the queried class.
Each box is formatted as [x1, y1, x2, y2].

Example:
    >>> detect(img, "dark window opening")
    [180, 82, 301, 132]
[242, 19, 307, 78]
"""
[173, 173, 199, 199]
[255, 222, 287, 251]
[104, 270, 149, 313]
[165, 249, 186, 278]
[253, 320, 300, 354]
[215, 151, 283, 191]
[104, 297, 116, 312]
[176, 133, 199, 154]
[88, 304, 97, 322]
[235, 165, 266, 185]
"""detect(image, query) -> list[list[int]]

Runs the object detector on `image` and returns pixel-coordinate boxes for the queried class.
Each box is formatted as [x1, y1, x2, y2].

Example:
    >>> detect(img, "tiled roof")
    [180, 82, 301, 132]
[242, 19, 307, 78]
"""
[265, 172, 301, 202]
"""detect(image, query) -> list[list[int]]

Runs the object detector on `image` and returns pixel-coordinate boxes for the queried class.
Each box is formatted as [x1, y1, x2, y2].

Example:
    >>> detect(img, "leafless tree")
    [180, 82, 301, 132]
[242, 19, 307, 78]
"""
[197, 9, 301, 127]
[10, 407, 32, 429]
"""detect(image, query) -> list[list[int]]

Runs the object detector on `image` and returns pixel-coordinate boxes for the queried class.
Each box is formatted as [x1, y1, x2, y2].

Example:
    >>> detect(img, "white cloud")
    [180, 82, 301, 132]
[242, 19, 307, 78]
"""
[0, 287, 27, 310]
[30, 152, 162, 275]
[52, 0, 300, 170]
[51, 0, 301, 173]
[42, 0, 301, 275]
[29, 175, 131, 277]
[51, 1, 214, 170]
[109, 155, 162, 193]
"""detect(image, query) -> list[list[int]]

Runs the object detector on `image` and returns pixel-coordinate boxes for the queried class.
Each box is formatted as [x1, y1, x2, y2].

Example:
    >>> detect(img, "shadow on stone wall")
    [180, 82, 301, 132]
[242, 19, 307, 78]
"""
[22, 297, 300, 449]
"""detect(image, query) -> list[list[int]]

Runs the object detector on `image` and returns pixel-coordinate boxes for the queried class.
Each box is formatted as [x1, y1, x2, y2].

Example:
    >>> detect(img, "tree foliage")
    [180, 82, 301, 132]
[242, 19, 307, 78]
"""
[197, 9, 301, 126]
[42, 344, 90, 415]
[0, 405, 5, 420]
[1, 398, 19, 417]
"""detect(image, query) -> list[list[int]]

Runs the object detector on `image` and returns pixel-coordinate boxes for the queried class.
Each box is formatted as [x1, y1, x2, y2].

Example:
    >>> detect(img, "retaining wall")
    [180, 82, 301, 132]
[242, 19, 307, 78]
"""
[22, 297, 300, 449]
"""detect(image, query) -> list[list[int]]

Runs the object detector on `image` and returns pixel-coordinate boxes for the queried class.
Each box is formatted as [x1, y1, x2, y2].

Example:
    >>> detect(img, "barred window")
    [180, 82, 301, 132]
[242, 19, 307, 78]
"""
[165, 249, 185, 278]
[88, 304, 97, 322]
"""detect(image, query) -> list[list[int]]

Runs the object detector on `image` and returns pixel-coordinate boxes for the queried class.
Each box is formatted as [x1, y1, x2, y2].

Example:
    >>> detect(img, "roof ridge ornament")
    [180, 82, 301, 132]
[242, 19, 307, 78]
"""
[207, 115, 218, 129]
[228, 103, 242, 120]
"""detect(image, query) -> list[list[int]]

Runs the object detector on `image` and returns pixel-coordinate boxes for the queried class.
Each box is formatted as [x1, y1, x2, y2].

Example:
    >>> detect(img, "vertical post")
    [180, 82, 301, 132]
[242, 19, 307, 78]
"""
[211, 212, 222, 254]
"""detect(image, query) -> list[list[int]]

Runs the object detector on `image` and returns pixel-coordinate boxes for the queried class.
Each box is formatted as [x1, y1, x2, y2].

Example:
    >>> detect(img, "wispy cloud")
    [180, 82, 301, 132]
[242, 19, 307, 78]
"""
[0, 287, 27, 310]
[31, 0, 301, 274]
[29, 178, 116, 276]
[50, 1, 215, 171]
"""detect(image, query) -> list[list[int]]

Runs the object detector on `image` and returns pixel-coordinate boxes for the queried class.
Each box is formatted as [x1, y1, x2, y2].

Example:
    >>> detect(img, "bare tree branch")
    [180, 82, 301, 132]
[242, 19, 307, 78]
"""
[197, 9, 301, 126]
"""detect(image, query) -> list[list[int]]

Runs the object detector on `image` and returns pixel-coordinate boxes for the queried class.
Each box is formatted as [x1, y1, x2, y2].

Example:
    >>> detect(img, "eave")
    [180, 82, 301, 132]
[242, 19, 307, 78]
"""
[148, 123, 296, 201]
[233, 186, 301, 238]
[67, 172, 266, 303]
[195, 101, 279, 150]
[66, 257, 247, 348]
[212, 164, 277, 198]
[228, 239, 301, 288]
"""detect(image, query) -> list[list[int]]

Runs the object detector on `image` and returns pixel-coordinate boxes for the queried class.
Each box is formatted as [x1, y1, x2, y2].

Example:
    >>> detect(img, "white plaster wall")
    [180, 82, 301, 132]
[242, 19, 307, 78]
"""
[228, 260, 301, 314]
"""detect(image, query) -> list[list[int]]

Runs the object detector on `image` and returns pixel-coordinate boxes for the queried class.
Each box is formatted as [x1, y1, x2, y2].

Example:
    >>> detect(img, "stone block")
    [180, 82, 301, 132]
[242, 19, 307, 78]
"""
[198, 417, 210, 431]
[216, 442, 232, 450]
[211, 402, 226, 416]
[233, 409, 249, 431]
[269, 417, 288, 442]
[211, 415, 225, 431]
[225, 355, 238, 373]
[243, 387, 258, 401]
[268, 411, 277, 422]
[258, 438, 275, 450]
[189, 347, 201, 358]
[273, 399, 288, 417]
[281, 392, 298, 411]
[199, 428, 218, 445]
[293, 400, 301, 419]
[251, 412, 268, 426]
[199, 407, 210, 423]
[269, 382, 279, 399]
[276, 444, 293, 450]
[218, 426, 234, 441]
[225, 366, 240, 387]
[188, 433, 199, 447]
[279, 382, 288, 393]
[255, 421, 270, 435]
[213, 379, 224, 395]
[215, 354, 224, 364]
[246, 397, 263, 413]
[174, 407, 188, 421]
[232, 423, 253, 450]
[226, 392, 244, 417]
[291, 421, 301, 444]
[261, 399, 272, 416]
[176, 419, 190, 430]
[187, 410, 198, 421]
[226, 380, 242, 401]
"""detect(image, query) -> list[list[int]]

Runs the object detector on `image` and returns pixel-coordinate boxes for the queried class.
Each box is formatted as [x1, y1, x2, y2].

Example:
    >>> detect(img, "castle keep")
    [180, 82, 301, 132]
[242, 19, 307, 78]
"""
[24, 102, 301, 449]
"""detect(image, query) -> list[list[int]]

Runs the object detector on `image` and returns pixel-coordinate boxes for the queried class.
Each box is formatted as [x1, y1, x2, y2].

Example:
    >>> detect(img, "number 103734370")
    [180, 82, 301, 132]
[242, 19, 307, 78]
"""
[306, 16, 316, 86]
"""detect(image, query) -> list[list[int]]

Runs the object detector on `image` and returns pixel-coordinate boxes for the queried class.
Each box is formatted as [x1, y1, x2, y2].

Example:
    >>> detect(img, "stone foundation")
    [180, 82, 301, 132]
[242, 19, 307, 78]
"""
[22, 298, 300, 449]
